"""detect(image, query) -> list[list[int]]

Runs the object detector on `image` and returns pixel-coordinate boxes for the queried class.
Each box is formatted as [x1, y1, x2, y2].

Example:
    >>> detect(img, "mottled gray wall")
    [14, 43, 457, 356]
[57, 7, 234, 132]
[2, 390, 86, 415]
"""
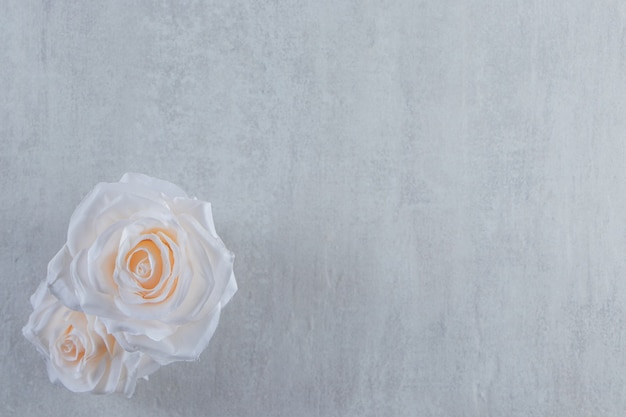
[3, 0, 626, 416]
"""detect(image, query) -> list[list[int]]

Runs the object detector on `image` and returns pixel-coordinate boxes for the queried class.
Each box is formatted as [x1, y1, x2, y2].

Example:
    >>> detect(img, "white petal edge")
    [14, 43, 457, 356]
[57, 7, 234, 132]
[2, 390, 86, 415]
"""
[119, 173, 188, 199]
[47, 245, 81, 311]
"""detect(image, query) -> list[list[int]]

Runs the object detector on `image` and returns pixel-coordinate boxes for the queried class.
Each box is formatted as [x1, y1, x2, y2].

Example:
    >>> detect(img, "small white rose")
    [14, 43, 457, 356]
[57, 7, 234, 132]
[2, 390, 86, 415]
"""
[47, 173, 237, 365]
[22, 283, 157, 397]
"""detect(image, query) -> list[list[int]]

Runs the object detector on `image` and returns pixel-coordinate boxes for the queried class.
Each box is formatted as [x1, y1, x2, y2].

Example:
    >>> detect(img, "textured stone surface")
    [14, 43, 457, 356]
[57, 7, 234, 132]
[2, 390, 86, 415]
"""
[3, 0, 626, 415]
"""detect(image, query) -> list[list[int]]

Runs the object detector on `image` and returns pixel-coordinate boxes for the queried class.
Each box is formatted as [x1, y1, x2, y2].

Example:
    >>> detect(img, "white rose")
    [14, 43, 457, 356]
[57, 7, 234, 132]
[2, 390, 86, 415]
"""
[22, 282, 157, 396]
[47, 173, 237, 365]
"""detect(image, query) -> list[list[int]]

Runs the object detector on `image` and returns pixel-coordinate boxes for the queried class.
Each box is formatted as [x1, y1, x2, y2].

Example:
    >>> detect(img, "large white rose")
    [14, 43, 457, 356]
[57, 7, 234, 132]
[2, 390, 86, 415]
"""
[47, 173, 237, 365]
[22, 282, 157, 396]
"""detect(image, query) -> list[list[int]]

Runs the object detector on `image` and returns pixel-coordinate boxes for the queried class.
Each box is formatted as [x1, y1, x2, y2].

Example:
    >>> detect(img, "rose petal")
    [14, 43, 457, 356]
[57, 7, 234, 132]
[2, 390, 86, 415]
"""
[101, 314, 177, 342]
[87, 220, 130, 295]
[221, 271, 238, 307]
[47, 245, 81, 311]
[67, 184, 175, 256]
[119, 302, 223, 365]
[24, 283, 65, 356]
[174, 214, 235, 320]
[70, 250, 119, 318]
[171, 198, 218, 238]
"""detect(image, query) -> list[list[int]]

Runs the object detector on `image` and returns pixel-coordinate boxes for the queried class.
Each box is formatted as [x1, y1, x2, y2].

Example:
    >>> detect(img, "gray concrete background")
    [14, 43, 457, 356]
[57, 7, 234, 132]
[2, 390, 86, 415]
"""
[3, 0, 626, 416]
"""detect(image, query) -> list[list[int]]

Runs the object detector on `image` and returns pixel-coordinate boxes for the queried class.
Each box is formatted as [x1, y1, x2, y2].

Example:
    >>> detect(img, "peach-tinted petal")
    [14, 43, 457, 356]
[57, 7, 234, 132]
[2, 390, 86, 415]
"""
[67, 184, 173, 256]
[86, 220, 129, 295]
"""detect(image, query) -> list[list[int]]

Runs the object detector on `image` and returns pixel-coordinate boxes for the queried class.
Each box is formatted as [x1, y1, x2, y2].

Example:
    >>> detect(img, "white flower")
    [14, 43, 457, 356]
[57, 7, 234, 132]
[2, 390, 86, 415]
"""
[22, 283, 158, 397]
[47, 173, 237, 365]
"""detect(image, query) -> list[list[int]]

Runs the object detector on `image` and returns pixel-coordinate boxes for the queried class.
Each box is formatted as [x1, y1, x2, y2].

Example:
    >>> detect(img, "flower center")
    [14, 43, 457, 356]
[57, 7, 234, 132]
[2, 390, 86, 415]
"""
[121, 227, 179, 302]
[126, 239, 162, 290]
[56, 325, 85, 363]
[128, 248, 153, 279]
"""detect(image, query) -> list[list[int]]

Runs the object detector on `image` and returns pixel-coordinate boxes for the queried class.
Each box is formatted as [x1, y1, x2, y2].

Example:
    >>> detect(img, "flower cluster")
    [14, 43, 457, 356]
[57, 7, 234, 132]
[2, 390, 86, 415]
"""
[22, 173, 237, 397]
